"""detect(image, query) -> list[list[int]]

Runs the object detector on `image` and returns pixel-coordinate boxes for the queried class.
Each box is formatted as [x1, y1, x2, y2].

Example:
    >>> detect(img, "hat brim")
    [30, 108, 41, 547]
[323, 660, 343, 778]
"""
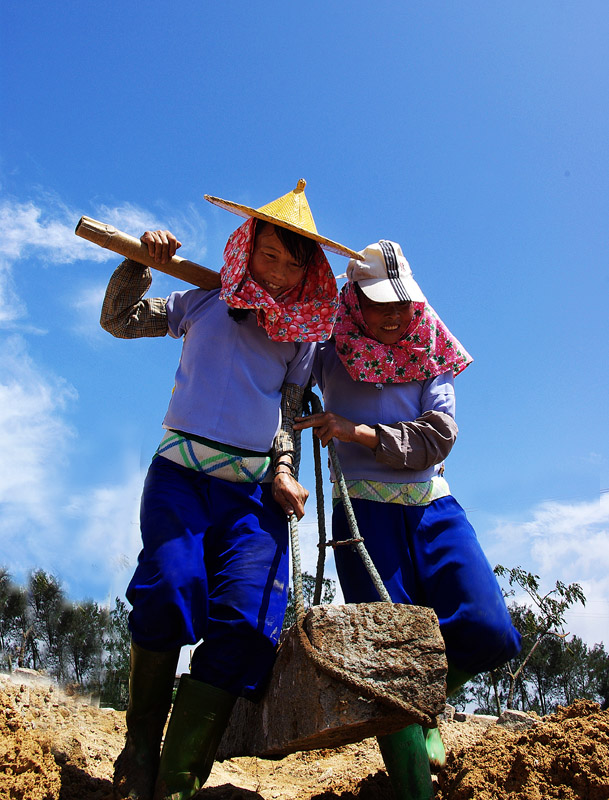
[204, 194, 361, 259]
[358, 275, 427, 304]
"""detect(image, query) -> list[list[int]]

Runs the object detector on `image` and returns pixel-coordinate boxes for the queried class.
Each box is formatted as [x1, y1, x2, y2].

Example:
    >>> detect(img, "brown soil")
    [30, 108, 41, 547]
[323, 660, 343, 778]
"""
[1, 673, 607, 800]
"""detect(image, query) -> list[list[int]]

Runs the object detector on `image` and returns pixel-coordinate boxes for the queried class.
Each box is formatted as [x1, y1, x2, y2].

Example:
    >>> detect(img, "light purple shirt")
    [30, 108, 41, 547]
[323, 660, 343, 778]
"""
[163, 288, 315, 452]
[314, 341, 456, 482]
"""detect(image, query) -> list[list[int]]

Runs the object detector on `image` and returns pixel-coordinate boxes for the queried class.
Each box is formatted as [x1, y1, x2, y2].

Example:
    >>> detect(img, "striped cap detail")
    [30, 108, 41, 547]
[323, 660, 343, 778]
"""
[379, 240, 411, 302]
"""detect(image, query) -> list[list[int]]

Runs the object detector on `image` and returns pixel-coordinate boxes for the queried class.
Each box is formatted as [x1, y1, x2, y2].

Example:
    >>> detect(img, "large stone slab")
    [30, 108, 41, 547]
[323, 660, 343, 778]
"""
[217, 603, 446, 758]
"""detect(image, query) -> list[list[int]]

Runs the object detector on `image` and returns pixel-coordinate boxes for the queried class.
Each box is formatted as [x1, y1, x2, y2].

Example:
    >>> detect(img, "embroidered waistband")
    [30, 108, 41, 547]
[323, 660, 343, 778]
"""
[155, 430, 272, 483]
[331, 475, 451, 507]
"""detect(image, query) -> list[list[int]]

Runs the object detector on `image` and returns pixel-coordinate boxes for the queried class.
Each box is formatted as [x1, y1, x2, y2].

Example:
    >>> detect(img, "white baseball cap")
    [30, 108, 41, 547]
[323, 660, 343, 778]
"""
[346, 240, 426, 304]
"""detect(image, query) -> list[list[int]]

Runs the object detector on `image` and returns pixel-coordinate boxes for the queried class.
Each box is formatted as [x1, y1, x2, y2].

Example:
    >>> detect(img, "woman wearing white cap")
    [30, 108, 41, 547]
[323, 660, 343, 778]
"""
[295, 240, 521, 800]
[100, 181, 359, 800]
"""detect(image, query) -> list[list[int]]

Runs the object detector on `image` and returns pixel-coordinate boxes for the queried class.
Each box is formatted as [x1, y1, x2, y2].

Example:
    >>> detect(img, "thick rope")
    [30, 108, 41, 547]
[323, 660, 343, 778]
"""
[286, 389, 430, 724]
[311, 431, 327, 606]
[306, 390, 390, 603]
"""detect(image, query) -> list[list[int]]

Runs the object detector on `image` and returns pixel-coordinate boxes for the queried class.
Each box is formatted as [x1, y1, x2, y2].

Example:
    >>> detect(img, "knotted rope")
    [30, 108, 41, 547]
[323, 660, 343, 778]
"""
[286, 388, 429, 723]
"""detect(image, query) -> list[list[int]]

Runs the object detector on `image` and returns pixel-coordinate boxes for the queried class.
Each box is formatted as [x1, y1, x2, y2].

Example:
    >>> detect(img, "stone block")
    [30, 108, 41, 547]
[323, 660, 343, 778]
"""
[496, 708, 539, 731]
[217, 603, 447, 758]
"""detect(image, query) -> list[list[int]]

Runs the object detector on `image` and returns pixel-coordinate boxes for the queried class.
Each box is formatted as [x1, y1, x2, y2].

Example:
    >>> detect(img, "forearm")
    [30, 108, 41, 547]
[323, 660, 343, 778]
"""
[374, 410, 458, 470]
[100, 259, 168, 339]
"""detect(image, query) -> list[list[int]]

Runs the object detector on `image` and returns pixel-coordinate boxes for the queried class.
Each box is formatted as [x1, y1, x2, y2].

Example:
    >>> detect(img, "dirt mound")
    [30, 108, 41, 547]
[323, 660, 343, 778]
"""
[0, 673, 122, 799]
[0, 687, 61, 800]
[436, 699, 609, 800]
[0, 672, 607, 799]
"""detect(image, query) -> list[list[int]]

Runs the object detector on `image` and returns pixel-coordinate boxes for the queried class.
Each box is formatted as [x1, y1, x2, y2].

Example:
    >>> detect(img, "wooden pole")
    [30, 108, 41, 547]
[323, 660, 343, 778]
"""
[74, 216, 221, 290]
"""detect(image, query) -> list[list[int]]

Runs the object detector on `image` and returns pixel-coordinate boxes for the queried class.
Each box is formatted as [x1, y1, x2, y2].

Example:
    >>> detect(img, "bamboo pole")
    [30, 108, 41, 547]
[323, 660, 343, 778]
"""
[75, 216, 221, 290]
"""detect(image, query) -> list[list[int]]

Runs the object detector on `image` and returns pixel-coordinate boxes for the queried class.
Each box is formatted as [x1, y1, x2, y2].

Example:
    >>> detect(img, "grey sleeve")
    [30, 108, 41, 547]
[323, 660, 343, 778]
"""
[374, 410, 458, 471]
[272, 383, 306, 477]
[100, 259, 168, 339]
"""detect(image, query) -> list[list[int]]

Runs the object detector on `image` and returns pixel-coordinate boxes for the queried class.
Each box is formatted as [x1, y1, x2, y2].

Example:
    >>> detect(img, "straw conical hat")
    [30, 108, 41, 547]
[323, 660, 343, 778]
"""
[204, 179, 360, 258]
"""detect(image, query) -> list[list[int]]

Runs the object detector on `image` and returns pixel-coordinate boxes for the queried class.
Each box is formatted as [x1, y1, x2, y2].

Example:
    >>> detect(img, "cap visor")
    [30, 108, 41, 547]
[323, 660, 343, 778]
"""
[358, 276, 426, 304]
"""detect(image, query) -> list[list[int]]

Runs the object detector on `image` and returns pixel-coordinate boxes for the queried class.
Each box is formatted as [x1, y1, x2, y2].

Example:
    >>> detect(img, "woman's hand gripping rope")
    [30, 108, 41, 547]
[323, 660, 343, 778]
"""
[272, 471, 309, 520]
[294, 412, 380, 451]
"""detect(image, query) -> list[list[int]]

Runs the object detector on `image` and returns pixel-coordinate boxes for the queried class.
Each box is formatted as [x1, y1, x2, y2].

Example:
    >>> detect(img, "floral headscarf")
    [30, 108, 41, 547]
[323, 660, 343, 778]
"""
[219, 218, 338, 342]
[334, 283, 473, 383]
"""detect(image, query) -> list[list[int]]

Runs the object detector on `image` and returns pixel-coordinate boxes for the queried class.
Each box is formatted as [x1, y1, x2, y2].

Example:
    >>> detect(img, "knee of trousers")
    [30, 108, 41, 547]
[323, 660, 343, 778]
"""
[441, 605, 522, 675]
[127, 569, 209, 650]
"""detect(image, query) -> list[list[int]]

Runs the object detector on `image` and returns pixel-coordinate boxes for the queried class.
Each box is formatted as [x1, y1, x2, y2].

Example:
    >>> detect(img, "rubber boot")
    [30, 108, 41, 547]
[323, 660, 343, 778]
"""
[446, 663, 473, 697]
[113, 642, 180, 800]
[377, 724, 434, 800]
[424, 663, 475, 769]
[153, 674, 237, 800]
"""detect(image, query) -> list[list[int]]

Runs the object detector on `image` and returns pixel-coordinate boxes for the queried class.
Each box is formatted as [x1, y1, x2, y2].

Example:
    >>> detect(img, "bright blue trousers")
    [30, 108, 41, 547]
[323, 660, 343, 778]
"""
[332, 495, 521, 674]
[126, 456, 289, 699]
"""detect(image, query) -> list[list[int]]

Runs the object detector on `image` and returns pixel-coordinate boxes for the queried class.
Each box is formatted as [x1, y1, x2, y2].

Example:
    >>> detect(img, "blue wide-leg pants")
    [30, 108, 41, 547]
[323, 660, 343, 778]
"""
[126, 456, 289, 699]
[332, 495, 521, 674]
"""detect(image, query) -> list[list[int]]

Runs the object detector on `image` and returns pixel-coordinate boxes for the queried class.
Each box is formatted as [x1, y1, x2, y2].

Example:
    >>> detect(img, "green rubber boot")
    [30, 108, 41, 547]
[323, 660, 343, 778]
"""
[446, 664, 474, 697]
[153, 675, 237, 800]
[113, 641, 180, 800]
[377, 724, 434, 800]
[423, 726, 446, 769]
[424, 663, 475, 769]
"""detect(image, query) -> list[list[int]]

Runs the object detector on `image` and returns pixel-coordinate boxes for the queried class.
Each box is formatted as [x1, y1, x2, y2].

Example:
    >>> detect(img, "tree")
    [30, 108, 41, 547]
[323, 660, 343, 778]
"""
[60, 600, 109, 687]
[28, 569, 67, 673]
[101, 597, 131, 709]
[282, 572, 336, 630]
[494, 565, 586, 710]
[0, 568, 28, 670]
[557, 637, 609, 709]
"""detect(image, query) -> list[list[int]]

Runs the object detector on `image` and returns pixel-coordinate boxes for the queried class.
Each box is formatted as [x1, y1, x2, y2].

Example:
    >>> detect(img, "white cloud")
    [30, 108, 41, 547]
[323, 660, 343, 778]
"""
[0, 335, 77, 512]
[0, 270, 26, 324]
[0, 199, 110, 266]
[0, 331, 143, 601]
[62, 465, 145, 601]
[0, 194, 210, 330]
[485, 494, 609, 647]
[0, 196, 209, 269]
[70, 282, 109, 341]
[0, 190, 211, 603]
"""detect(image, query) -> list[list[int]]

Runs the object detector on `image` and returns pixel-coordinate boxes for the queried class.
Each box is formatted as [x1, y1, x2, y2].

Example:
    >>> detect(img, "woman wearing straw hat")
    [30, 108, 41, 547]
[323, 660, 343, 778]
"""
[295, 240, 521, 800]
[101, 181, 358, 800]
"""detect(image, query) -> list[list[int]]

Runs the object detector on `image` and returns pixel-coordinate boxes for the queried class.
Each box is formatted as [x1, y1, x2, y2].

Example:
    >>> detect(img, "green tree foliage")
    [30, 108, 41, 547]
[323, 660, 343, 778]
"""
[464, 565, 608, 716]
[0, 569, 27, 667]
[0, 567, 129, 702]
[101, 597, 131, 709]
[28, 569, 67, 674]
[494, 564, 586, 711]
[282, 572, 336, 630]
[61, 600, 109, 687]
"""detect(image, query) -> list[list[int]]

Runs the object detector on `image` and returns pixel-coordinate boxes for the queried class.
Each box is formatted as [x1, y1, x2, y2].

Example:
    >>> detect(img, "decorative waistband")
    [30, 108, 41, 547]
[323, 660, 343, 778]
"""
[155, 430, 272, 483]
[331, 475, 451, 507]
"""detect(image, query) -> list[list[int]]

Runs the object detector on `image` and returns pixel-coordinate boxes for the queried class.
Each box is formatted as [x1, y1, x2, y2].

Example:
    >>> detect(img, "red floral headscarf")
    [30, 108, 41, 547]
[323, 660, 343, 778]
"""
[219, 218, 338, 342]
[334, 282, 473, 383]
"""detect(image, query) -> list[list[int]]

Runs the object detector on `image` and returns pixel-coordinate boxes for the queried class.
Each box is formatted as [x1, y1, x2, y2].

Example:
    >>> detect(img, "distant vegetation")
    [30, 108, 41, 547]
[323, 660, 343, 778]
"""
[0, 567, 129, 709]
[451, 565, 608, 714]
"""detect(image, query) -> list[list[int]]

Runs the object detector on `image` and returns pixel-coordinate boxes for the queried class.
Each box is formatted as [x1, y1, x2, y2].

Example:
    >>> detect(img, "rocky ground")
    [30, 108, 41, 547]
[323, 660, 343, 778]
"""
[1, 670, 608, 800]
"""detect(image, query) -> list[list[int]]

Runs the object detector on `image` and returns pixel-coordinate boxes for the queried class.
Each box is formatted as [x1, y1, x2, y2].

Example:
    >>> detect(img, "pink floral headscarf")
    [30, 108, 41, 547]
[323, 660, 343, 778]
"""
[219, 218, 338, 342]
[334, 283, 473, 383]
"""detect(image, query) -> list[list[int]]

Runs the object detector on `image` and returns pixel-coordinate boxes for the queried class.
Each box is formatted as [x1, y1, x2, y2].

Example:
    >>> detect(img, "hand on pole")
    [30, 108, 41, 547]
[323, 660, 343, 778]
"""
[140, 230, 182, 265]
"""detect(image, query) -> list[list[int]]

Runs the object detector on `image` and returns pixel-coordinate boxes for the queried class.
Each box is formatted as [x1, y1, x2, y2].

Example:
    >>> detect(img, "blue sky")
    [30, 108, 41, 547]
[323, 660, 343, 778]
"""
[2, 1, 608, 658]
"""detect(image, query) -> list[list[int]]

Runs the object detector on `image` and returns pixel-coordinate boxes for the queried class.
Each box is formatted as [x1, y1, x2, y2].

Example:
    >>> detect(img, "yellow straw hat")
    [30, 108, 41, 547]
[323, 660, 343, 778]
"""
[204, 179, 360, 258]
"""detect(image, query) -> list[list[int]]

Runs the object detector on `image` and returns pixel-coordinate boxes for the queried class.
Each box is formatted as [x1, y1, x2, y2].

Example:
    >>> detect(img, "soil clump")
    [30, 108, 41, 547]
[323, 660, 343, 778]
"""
[1, 673, 607, 799]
